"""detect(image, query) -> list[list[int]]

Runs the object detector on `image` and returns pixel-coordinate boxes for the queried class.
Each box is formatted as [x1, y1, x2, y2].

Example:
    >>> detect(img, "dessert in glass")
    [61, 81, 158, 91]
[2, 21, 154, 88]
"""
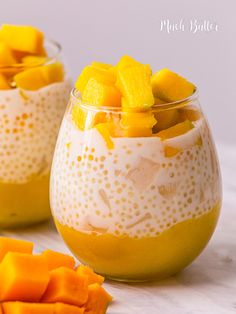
[0, 24, 71, 228]
[50, 56, 222, 281]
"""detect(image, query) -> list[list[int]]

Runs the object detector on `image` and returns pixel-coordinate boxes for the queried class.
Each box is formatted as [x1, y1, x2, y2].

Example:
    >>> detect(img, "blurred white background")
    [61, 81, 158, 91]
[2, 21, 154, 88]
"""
[0, 0, 235, 144]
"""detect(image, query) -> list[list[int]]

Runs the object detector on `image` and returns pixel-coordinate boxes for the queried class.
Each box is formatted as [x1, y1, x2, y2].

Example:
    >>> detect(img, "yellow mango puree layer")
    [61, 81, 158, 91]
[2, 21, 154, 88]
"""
[55, 202, 220, 281]
[0, 174, 51, 228]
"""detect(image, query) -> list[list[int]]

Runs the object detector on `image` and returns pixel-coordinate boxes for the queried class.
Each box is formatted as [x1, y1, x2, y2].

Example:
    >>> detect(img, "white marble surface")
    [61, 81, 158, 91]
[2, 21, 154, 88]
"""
[1, 142, 236, 314]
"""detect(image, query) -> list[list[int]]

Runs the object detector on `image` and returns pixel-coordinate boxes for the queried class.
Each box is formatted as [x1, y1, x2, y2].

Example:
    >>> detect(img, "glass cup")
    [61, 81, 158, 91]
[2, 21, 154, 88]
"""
[0, 40, 72, 228]
[50, 88, 222, 281]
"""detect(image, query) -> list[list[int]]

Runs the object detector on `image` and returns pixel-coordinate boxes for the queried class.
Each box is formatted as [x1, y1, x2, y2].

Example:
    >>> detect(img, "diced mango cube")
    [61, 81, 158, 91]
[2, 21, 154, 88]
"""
[0, 42, 17, 65]
[42, 249, 75, 271]
[153, 109, 179, 132]
[75, 65, 116, 93]
[14, 62, 64, 90]
[82, 78, 121, 107]
[116, 64, 154, 109]
[54, 303, 84, 314]
[0, 24, 44, 54]
[178, 107, 201, 122]
[0, 252, 49, 302]
[164, 145, 181, 157]
[0, 237, 33, 262]
[85, 283, 112, 314]
[41, 267, 88, 307]
[0, 74, 11, 90]
[120, 111, 157, 137]
[76, 265, 104, 285]
[151, 68, 195, 102]
[156, 120, 194, 140]
[96, 123, 114, 149]
[116, 55, 141, 70]
[22, 55, 47, 66]
[2, 302, 54, 314]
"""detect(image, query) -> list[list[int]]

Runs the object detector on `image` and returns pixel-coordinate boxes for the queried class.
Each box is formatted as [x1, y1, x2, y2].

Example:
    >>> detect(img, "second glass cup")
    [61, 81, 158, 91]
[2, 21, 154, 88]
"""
[0, 37, 71, 228]
[50, 88, 222, 281]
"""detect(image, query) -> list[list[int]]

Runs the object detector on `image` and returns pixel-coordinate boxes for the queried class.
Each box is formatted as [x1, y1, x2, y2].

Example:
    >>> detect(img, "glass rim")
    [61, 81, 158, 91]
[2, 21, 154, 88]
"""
[0, 38, 62, 69]
[70, 87, 199, 113]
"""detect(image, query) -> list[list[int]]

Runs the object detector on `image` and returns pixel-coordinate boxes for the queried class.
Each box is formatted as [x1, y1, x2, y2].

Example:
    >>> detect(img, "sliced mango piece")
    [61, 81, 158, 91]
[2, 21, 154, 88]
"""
[42, 249, 75, 271]
[76, 265, 104, 285]
[2, 302, 54, 314]
[154, 109, 179, 132]
[22, 55, 47, 66]
[14, 62, 64, 90]
[120, 111, 157, 137]
[75, 65, 116, 93]
[156, 120, 194, 140]
[178, 108, 201, 122]
[82, 78, 121, 107]
[164, 145, 181, 157]
[0, 42, 17, 65]
[116, 64, 154, 109]
[151, 68, 195, 102]
[72, 104, 108, 131]
[0, 252, 49, 302]
[96, 123, 114, 149]
[85, 283, 112, 314]
[0, 74, 11, 90]
[116, 55, 141, 70]
[0, 237, 33, 262]
[41, 267, 88, 307]
[0, 24, 44, 54]
[154, 97, 166, 105]
[54, 303, 84, 314]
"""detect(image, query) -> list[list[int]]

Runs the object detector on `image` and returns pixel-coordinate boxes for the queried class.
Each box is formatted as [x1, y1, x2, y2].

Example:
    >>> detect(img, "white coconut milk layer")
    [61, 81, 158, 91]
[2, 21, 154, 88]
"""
[0, 80, 71, 184]
[51, 114, 221, 238]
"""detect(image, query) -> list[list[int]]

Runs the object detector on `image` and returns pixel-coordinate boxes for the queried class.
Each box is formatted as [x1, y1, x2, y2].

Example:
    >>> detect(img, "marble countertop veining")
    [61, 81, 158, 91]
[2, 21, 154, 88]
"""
[2, 142, 236, 314]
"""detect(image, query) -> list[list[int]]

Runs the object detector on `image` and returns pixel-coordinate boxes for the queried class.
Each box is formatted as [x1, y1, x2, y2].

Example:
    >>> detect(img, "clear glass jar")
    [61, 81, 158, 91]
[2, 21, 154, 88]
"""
[0, 40, 72, 228]
[50, 88, 222, 281]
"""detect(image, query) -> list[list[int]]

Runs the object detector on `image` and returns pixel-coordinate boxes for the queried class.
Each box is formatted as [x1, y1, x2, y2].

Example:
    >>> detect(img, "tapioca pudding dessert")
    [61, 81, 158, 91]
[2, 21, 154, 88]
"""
[0, 24, 71, 228]
[51, 56, 222, 281]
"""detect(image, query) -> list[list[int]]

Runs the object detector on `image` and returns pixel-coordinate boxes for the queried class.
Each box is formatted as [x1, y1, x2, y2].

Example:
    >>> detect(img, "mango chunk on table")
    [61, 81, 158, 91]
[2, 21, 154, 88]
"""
[0, 237, 33, 262]
[42, 249, 75, 271]
[41, 267, 88, 307]
[0, 252, 49, 302]
[85, 283, 112, 314]
[151, 68, 195, 102]
[0, 24, 44, 54]
[76, 265, 104, 285]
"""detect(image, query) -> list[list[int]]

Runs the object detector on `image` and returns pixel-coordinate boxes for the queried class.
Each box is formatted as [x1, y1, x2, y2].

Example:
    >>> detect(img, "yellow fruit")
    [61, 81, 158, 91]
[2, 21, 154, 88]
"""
[156, 120, 194, 140]
[154, 109, 179, 132]
[120, 111, 157, 137]
[0, 74, 11, 90]
[116, 55, 141, 70]
[151, 68, 195, 102]
[164, 145, 181, 157]
[22, 55, 47, 66]
[72, 104, 107, 131]
[0, 42, 17, 65]
[178, 108, 201, 122]
[82, 78, 121, 107]
[0, 24, 44, 54]
[75, 65, 116, 93]
[96, 123, 114, 149]
[14, 62, 64, 90]
[154, 97, 166, 105]
[116, 64, 154, 109]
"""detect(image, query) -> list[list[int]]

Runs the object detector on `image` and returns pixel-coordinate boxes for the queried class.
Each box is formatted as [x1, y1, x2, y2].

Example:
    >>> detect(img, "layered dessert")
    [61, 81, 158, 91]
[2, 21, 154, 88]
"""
[0, 24, 71, 227]
[51, 56, 222, 281]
